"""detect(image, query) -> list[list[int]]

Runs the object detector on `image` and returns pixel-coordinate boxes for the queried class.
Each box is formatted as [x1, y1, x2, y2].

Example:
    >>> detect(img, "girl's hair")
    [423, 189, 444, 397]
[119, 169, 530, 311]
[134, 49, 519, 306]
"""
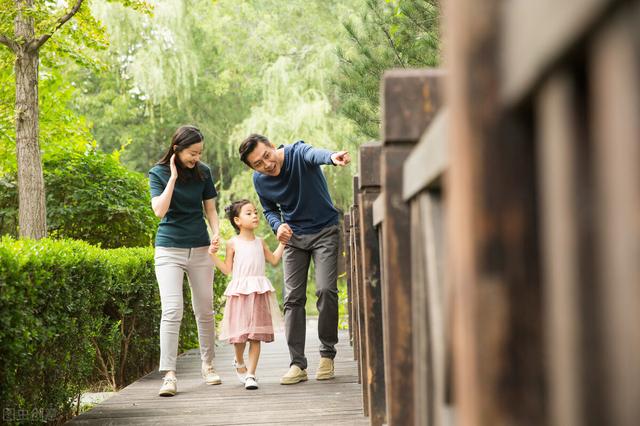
[157, 125, 205, 181]
[224, 199, 252, 234]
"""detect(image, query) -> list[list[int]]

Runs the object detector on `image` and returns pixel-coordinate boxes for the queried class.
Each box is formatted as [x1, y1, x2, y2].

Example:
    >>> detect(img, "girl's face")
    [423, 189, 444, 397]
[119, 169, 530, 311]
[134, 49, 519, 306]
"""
[234, 203, 259, 231]
[176, 142, 203, 169]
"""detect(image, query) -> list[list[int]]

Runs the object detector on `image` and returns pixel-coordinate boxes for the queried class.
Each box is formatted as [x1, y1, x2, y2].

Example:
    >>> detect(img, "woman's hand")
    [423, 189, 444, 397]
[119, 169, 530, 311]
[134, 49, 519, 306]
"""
[170, 154, 178, 181]
[208, 237, 220, 255]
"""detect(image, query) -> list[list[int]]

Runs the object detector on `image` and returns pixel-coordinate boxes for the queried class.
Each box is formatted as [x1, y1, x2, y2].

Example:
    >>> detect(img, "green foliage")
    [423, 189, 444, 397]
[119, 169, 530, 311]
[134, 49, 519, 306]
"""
[0, 0, 152, 172]
[0, 236, 227, 422]
[69, 0, 362, 207]
[0, 48, 95, 174]
[0, 147, 158, 248]
[335, 0, 441, 138]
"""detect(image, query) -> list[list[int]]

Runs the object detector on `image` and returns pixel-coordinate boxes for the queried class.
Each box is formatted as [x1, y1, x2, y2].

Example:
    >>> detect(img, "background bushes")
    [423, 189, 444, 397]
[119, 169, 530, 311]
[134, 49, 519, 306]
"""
[0, 148, 158, 248]
[0, 237, 227, 423]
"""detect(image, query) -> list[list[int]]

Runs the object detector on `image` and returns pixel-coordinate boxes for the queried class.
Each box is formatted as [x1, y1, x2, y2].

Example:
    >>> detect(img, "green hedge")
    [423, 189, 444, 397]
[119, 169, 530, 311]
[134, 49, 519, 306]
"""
[0, 148, 158, 248]
[0, 237, 227, 423]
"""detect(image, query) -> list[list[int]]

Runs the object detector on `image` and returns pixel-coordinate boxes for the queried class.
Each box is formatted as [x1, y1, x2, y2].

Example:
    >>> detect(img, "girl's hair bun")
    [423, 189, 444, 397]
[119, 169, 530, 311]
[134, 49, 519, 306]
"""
[225, 199, 252, 234]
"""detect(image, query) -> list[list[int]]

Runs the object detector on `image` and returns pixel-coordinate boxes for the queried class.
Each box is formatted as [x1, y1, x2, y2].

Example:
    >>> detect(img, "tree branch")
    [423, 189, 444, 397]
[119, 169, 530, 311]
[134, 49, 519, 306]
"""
[29, 0, 85, 52]
[0, 33, 18, 52]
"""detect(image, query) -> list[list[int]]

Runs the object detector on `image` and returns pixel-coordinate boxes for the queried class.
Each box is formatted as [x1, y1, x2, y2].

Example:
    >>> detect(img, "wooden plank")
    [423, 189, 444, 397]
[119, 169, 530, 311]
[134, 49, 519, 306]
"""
[381, 69, 446, 144]
[536, 71, 584, 426]
[380, 68, 445, 426]
[358, 142, 387, 426]
[344, 213, 354, 347]
[350, 206, 362, 379]
[447, 0, 545, 424]
[591, 7, 640, 425]
[352, 175, 361, 368]
[379, 145, 414, 426]
[372, 195, 384, 227]
[403, 109, 449, 201]
[410, 192, 448, 426]
[501, 0, 617, 105]
[351, 184, 370, 417]
[70, 329, 368, 425]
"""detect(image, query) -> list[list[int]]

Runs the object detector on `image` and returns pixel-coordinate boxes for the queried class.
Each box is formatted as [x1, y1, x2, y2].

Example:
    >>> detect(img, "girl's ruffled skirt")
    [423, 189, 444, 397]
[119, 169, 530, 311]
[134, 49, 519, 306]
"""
[218, 276, 283, 344]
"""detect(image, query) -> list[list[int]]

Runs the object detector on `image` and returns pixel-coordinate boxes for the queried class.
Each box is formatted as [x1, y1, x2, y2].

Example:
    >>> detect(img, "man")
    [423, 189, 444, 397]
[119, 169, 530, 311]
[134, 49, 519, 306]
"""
[239, 134, 350, 384]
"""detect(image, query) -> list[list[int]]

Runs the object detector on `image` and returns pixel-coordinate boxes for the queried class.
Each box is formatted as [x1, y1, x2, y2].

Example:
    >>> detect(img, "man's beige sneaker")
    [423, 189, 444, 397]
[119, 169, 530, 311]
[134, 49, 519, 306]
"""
[202, 365, 222, 385]
[280, 365, 308, 385]
[158, 377, 177, 396]
[315, 357, 335, 380]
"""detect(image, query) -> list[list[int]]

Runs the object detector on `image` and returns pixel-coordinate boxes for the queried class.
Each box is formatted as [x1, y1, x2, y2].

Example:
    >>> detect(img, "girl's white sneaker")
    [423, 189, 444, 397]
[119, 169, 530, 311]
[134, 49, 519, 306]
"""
[245, 375, 258, 390]
[233, 359, 247, 384]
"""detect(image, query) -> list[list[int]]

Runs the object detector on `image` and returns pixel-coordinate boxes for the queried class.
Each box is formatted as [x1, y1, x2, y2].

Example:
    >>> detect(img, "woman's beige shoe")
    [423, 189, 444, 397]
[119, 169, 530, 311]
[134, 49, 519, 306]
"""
[158, 377, 177, 396]
[202, 365, 222, 385]
[315, 357, 335, 380]
[280, 365, 308, 385]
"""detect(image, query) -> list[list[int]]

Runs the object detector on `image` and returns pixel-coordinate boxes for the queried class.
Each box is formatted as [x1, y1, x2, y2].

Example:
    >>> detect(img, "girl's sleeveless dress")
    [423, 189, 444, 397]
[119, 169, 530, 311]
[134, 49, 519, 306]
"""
[218, 236, 282, 343]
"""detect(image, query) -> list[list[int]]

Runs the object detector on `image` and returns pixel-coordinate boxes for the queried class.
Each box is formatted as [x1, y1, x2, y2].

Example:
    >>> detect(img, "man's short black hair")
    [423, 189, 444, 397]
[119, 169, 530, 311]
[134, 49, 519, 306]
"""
[239, 134, 271, 166]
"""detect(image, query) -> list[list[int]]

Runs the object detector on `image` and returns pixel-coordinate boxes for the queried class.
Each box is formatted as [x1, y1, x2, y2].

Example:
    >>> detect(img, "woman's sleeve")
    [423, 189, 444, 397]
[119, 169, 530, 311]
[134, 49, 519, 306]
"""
[149, 169, 166, 198]
[203, 167, 218, 200]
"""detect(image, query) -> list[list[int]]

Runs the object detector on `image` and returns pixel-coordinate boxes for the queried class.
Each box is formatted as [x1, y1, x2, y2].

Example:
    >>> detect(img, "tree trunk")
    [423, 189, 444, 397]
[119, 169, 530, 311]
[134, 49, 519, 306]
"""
[15, 0, 47, 239]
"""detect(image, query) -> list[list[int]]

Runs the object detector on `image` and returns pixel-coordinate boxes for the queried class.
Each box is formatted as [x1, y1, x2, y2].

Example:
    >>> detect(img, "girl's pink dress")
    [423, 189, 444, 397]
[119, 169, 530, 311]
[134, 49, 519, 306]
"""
[218, 236, 282, 343]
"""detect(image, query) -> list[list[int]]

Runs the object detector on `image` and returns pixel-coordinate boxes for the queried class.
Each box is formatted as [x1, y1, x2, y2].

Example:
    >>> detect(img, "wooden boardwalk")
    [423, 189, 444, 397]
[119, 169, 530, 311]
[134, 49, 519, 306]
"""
[70, 325, 366, 425]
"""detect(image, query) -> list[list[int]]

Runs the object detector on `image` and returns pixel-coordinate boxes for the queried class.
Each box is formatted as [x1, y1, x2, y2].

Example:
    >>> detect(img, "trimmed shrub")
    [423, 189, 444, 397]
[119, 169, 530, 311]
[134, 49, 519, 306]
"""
[0, 237, 227, 423]
[0, 148, 158, 248]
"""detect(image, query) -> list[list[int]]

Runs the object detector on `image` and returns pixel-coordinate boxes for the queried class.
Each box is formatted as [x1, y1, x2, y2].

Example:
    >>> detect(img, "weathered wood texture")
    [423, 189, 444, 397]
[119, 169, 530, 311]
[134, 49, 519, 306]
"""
[502, 0, 618, 104]
[590, 4, 640, 425]
[379, 69, 445, 426]
[344, 214, 354, 348]
[350, 205, 363, 388]
[357, 142, 386, 426]
[447, 0, 545, 424]
[70, 328, 366, 425]
[351, 176, 370, 416]
[447, 0, 640, 425]
[403, 98, 449, 425]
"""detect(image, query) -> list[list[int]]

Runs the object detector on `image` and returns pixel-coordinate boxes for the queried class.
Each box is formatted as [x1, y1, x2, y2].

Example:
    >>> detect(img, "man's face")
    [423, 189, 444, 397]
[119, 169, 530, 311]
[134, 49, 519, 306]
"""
[246, 142, 281, 176]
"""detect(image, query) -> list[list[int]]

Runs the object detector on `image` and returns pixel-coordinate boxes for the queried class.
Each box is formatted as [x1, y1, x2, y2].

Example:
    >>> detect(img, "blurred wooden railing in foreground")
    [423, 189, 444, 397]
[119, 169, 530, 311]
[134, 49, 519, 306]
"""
[344, 1, 640, 425]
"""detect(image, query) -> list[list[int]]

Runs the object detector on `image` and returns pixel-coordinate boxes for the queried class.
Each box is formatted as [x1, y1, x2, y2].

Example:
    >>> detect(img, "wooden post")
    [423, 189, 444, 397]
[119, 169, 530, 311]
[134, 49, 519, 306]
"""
[591, 6, 640, 425]
[352, 176, 370, 416]
[357, 142, 386, 426]
[403, 110, 449, 426]
[447, 0, 545, 424]
[344, 213, 354, 347]
[379, 68, 445, 426]
[536, 71, 587, 426]
[349, 205, 361, 376]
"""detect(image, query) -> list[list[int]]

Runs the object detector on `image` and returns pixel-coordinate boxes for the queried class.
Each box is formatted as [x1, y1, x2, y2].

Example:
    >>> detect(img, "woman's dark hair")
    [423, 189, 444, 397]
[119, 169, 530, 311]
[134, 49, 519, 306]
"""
[158, 125, 205, 181]
[239, 134, 271, 166]
[224, 199, 252, 234]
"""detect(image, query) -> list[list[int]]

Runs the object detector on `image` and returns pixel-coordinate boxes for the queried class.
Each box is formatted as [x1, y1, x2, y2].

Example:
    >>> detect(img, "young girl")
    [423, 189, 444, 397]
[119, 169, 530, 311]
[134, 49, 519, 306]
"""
[209, 199, 284, 390]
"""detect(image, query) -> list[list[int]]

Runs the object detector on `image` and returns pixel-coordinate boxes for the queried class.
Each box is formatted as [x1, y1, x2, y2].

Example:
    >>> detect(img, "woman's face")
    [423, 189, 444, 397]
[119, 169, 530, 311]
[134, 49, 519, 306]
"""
[176, 142, 203, 168]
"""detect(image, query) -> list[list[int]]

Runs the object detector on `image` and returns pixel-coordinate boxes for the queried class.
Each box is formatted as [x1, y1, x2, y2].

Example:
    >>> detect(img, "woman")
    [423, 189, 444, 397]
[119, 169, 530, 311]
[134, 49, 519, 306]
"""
[149, 125, 221, 396]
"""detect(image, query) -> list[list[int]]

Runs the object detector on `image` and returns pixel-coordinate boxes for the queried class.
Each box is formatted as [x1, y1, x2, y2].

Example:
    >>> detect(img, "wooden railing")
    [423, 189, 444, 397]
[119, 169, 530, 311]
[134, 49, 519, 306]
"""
[344, 1, 640, 425]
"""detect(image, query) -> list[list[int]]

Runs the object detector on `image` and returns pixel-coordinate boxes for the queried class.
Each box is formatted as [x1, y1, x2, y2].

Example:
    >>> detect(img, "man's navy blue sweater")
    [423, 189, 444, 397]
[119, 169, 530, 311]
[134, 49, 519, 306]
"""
[253, 141, 339, 235]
